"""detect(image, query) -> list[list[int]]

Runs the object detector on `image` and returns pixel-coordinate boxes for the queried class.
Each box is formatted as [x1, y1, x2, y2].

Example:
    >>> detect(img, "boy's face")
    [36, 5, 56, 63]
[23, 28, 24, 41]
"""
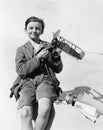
[25, 21, 43, 40]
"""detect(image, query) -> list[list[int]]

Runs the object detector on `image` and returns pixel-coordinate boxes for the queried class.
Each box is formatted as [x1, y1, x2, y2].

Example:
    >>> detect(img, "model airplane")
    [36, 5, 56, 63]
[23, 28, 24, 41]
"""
[51, 29, 85, 60]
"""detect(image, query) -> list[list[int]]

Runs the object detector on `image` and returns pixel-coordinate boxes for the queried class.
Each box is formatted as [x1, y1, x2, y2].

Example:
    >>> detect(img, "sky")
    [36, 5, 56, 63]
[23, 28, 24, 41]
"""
[1, 0, 103, 51]
[1, 0, 103, 130]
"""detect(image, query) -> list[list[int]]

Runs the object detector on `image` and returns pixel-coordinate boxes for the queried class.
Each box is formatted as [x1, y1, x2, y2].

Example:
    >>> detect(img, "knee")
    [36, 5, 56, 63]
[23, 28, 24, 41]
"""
[20, 106, 33, 120]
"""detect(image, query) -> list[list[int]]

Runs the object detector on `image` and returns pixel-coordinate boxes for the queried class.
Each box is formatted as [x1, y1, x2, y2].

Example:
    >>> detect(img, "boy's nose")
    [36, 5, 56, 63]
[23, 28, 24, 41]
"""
[32, 28, 36, 32]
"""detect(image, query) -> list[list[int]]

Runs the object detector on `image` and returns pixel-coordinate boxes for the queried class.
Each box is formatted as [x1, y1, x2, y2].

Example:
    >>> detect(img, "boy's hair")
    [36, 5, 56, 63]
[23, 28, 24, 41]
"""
[25, 16, 45, 34]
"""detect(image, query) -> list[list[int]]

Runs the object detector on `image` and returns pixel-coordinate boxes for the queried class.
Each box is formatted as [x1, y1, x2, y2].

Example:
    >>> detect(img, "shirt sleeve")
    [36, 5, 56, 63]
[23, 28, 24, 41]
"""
[15, 46, 40, 78]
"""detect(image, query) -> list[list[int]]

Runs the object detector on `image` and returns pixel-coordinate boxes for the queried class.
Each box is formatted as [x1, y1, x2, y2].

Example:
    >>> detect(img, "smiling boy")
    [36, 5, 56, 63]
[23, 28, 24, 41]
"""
[11, 16, 63, 130]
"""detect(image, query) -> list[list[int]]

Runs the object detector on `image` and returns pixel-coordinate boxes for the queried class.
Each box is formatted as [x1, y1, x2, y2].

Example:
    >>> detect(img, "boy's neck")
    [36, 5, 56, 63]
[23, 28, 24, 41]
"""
[29, 37, 40, 45]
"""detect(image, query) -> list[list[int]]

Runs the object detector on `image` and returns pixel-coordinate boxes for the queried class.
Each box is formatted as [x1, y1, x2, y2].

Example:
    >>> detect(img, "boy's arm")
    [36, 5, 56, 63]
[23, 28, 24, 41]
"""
[16, 46, 40, 78]
[52, 51, 63, 73]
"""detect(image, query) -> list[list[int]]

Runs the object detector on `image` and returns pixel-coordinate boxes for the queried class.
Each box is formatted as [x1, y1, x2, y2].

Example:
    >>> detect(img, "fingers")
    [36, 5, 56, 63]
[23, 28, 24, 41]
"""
[41, 49, 49, 58]
[56, 48, 62, 55]
[36, 49, 49, 60]
[36, 47, 62, 61]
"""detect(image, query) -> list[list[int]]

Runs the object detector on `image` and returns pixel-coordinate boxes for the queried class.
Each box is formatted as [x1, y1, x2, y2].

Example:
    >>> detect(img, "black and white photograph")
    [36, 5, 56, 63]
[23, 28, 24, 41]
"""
[1, 0, 103, 130]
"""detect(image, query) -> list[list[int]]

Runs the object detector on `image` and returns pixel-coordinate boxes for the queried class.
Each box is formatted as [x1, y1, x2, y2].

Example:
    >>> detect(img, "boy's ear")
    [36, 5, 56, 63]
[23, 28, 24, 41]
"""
[24, 28, 28, 34]
[24, 28, 26, 32]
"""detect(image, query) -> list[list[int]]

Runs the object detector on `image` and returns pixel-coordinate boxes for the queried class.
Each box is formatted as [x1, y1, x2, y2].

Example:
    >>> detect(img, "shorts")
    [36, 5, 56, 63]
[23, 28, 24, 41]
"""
[18, 78, 58, 109]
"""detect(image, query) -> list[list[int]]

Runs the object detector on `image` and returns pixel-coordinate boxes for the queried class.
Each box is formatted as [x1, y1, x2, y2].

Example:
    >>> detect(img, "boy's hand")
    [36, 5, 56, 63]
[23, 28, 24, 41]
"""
[52, 48, 62, 62]
[52, 48, 62, 58]
[55, 48, 62, 55]
[36, 48, 49, 60]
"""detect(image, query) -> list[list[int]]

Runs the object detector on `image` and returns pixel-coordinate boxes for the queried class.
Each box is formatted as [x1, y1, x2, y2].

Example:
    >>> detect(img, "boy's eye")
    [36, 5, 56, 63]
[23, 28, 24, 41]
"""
[28, 27, 41, 31]
[36, 27, 41, 31]
[29, 26, 33, 30]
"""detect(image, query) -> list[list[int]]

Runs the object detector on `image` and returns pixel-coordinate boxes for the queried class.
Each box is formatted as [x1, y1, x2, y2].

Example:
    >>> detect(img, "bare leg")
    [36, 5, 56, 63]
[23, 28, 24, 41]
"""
[20, 106, 33, 130]
[45, 104, 55, 130]
[32, 102, 38, 129]
[35, 98, 52, 130]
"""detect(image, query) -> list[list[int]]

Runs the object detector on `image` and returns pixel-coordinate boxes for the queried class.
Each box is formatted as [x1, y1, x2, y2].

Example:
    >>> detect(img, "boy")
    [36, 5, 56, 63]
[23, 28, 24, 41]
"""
[10, 16, 63, 130]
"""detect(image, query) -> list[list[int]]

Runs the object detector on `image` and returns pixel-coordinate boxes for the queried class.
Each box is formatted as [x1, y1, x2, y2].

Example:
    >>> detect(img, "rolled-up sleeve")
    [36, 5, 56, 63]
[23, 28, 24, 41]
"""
[16, 47, 40, 78]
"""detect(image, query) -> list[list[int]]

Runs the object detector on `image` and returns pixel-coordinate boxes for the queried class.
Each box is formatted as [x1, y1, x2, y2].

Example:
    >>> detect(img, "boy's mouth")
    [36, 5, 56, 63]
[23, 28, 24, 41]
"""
[31, 32, 39, 37]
